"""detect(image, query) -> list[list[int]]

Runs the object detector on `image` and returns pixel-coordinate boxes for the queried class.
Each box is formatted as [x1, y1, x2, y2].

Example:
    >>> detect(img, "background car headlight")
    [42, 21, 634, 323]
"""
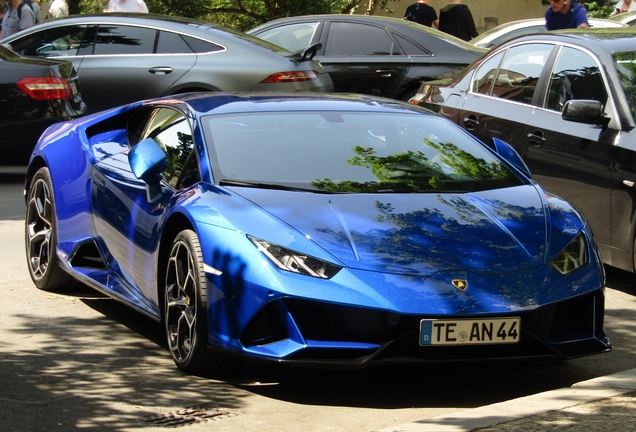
[249, 236, 341, 279]
[549, 233, 589, 275]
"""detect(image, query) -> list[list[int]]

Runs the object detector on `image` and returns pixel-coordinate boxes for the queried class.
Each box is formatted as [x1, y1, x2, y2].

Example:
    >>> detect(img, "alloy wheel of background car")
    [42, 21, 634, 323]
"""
[165, 230, 214, 372]
[25, 167, 74, 291]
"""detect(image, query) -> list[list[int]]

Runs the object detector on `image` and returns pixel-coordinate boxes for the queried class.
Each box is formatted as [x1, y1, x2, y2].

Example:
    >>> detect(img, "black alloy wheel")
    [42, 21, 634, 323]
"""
[25, 167, 74, 291]
[165, 230, 214, 372]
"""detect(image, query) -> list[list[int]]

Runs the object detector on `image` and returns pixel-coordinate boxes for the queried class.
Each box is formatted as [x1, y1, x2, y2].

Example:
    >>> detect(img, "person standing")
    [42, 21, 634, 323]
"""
[104, 0, 148, 12]
[545, 0, 589, 30]
[1, 0, 35, 39]
[404, 0, 439, 29]
[612, 0, 636, 15]
[46, 0, 68, 19]
[438, 0, 478, 41]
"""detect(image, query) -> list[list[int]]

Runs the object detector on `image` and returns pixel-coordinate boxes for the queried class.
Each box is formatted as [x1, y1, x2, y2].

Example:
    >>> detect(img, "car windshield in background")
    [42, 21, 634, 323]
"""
[204, 112, 524, 193]
[614, 51, 636, 120]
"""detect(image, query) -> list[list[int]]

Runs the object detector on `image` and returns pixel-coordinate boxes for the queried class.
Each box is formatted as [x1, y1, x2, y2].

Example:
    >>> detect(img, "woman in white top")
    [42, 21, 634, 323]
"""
[104, 0, 148, 13]
[613, 0, 636, 15]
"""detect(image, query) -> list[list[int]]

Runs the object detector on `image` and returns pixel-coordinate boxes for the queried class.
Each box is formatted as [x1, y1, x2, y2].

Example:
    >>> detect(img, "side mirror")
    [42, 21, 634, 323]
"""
[562, 100, 608, 126]
[128, 137, 167, 202]
[492, 137, 531, 179]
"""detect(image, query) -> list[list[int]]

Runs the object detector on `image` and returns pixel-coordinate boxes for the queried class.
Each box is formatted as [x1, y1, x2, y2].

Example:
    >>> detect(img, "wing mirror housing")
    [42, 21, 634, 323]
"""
[492, 137, 531, 179]
[128, 137, 167, 202]
[562, 100, 609, 126]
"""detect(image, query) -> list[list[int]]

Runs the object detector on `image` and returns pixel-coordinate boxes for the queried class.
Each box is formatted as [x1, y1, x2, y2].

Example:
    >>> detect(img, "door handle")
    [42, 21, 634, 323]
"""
[463, 115, 479, 130]
[526, 131, 545, 147]
[376, 69, 394, 78]
[149, 67, 173, 75]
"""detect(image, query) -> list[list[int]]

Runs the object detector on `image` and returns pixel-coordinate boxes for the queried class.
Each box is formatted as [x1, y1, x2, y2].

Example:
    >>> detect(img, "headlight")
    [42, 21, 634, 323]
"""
[549, 232, 589, 275]
[249, 236, 341, 279]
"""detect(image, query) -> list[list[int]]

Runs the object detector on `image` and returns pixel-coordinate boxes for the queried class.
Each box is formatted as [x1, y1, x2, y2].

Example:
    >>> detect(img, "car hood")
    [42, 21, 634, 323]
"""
[230, 185, 557, 277]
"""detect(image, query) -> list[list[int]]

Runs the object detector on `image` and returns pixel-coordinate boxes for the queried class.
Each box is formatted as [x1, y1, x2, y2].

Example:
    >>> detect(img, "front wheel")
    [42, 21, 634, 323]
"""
[25, 167, 74, 291]
[164, 230, 215, 372]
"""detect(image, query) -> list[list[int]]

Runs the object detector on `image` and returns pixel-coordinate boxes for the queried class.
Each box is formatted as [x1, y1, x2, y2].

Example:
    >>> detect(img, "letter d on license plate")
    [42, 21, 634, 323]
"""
[420, 317, 520, 346]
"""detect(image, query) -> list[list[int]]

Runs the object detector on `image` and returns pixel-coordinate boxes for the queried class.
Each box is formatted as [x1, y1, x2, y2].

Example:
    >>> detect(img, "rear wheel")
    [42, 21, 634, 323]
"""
[164, 230, 215, 372]
[25, 167, 74, 291]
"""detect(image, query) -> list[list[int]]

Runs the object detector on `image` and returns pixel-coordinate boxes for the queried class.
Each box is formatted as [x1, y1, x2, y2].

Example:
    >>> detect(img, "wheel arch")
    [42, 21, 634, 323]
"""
[157, 212, 196, 320]
[24, 157, 47, 203]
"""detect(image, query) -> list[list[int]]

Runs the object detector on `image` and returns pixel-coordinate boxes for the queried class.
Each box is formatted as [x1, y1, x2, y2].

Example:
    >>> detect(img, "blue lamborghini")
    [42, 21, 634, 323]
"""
[24, 93, 611, 372]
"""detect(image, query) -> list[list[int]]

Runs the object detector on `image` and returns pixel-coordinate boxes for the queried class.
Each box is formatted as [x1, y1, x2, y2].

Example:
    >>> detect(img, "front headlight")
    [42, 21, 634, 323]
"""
[549, 232, 589, 275]
[249, 236, 342, 279]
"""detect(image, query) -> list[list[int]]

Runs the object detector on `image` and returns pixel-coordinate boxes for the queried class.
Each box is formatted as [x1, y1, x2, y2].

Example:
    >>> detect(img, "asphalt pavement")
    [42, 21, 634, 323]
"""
[375, 368, 636, 431]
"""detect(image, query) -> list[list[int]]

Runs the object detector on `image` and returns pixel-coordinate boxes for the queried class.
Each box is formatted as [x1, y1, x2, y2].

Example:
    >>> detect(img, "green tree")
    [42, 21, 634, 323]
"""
[581, 1, 617, 18]
[78, 0, 397, 31]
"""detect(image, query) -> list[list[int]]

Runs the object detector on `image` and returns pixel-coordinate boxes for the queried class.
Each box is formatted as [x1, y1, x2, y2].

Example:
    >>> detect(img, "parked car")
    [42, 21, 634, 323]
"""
[0, 44, 86, 166]
[609, 10, 636, 26]
[24, 92, 610, 372]
[414, 28, 636, 276]
[471, 18, 625, 49]
[2, 13, 333, 114]
[247, 14, 486, 101]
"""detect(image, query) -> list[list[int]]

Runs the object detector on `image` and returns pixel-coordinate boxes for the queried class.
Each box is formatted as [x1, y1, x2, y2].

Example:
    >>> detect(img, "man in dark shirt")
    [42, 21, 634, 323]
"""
[439, 0, 478, 41]
[404, 0, 439, 29]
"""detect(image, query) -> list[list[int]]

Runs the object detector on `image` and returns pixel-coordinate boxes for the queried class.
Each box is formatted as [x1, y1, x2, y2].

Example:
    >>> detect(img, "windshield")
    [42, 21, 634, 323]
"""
[203, 111, 524, 193]
[614, 51, 636, 121]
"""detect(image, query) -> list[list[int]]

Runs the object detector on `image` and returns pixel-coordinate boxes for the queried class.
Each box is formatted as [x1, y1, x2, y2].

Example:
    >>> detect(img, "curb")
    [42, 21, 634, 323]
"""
[374, 368, 636, 432]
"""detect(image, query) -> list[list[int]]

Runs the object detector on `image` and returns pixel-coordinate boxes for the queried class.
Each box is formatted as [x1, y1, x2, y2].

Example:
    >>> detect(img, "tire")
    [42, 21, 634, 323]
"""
[164, 230, 215, 372]
[25, 167, 75, 291]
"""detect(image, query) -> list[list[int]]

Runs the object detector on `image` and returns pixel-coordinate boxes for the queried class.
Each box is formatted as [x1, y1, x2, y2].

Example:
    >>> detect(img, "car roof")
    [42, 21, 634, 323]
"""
[507, 28, 636, 54]
[472, 17, 625, 46]
[3, 12, 293, 55]
[167, 92, 436, 118]
[609, 10, 636, 24]
[248, 13, 487, 53]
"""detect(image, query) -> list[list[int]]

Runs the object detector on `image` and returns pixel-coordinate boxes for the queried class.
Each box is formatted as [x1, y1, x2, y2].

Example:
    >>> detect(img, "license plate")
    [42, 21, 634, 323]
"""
[70, 81, 78, 95]
[420, 317, 520, 346]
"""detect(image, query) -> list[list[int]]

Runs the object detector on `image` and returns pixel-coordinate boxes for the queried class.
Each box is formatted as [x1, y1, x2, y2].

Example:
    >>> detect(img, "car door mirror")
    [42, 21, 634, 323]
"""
[492, 137, 531, 178]
[128, 137, 167, 202]
[562, 100, 608, 126]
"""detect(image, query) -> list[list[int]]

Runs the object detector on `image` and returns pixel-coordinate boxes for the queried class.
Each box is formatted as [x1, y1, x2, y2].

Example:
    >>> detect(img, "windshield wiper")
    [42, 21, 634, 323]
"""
[219, 179, 315, 192]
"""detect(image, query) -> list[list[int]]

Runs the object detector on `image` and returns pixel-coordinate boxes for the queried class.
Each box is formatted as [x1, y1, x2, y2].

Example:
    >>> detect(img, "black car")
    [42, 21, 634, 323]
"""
[247, 14, 486, 101]
[415, 28, 636, 275]
[2, 13, 333, 114]
[0, 44, 85, 166]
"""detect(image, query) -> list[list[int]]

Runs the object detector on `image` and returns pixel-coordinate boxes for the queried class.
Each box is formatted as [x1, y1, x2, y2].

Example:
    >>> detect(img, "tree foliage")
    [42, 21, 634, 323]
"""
[77, 0, 397, 31]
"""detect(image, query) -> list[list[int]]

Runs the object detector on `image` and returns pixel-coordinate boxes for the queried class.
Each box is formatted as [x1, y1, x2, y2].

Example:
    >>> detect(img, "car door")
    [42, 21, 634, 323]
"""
[76, 25, 197, 113]
[92, 106, 200, 305]
[318, 21, 410, 98]
[523, 45, 617, 251]
[457, 43, 555, 155]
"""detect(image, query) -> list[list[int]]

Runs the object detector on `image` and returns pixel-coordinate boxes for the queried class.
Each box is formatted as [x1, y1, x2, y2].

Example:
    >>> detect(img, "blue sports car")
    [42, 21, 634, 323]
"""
[24, 93, 611, 372]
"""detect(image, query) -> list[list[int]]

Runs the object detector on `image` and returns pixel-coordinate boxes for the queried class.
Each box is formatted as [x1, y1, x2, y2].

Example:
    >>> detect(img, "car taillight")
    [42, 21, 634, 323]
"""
[261, 71, 319, 83]
[16, 77, 72, 101]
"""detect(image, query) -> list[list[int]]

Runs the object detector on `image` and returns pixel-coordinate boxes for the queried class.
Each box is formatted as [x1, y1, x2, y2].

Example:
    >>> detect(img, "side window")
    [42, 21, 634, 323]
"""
[393, 33, 430, 56]
[472, 51, 505, 95]
[140, 108, 200, 190]
[255, 22, 320, 52]
[93, 25, 157, 55]
[156, 31, 194, 54]
[324, 22, 401, 56]
[490, 44, 553, 104]
[8, 25, 87, 57]
[546, 47, 608, 113]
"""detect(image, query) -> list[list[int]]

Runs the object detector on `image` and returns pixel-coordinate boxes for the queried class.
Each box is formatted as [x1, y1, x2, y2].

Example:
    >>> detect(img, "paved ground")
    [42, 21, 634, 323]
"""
[376, 368, 636, 431]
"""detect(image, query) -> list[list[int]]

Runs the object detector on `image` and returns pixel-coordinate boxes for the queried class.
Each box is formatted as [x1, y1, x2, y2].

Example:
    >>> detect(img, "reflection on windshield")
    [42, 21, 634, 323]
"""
[615, 52, 636, 121]
[203, 111, 523, 193]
